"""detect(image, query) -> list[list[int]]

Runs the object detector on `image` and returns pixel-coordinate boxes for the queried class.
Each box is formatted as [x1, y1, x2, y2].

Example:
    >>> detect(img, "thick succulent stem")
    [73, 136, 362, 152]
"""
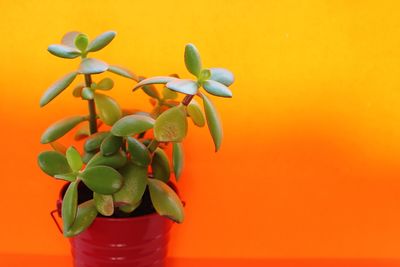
[84, 74, 98, 135]
[182, 95, 194, 106]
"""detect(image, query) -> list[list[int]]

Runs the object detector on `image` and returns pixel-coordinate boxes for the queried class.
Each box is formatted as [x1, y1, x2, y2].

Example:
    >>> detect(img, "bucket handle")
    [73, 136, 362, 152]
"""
[50, 199, 63, 234]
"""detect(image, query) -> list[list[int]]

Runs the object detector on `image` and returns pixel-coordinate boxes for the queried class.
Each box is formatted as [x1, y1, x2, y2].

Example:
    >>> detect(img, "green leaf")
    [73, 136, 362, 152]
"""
[172, 143, 184, 180]
[108, 65, 139, 81]
[74, 33, 89, 52]
[166, 79, 199, 95]
[100, 135, 123, 156]
[81, 87, 94, 100]
[111, 115, 155, 137]
[62, 181, 78, 231]
[41, 116, 87, 144]
[119, 200, 141, 213]
[86, 151, 127, 169]
[80, 165, 123, 194]
[184, 43, 202, 77]
[113, 163, 147, 205]
[94, 193, 114, 216]
[84, 132, 110, 152]
[38, 151, 72, 176]
[162, 87, 178, 100]
[187, 100, 205, 127]
[154, 105, 188, 142]
[209, 67, 235, 86]
[148, 179, 184, 223]
[54, 172, 77, 182]
[40, 72, 79, 107]
[48, 44, 81, 59]
[66, 146, 83, 172]
[65, 200, 97, 237]
[82, 151, 96, 164]
[201, 93, 223, 151]
[142, 84, 160, 100]
[72, 83, 84, 98]
[127, 137, 151, 167]
[50, 141, 67, 154]
[203, 80, 232, 98]
[96, 77, 114, 90]
[86, 31, 116, 52]
[74, 123, 90, 141]
[132, 76, 177, 92]
[79, 58, 109, 74]
[61, 31, 82, 48]
[151, 148, 171, 182]
[94, 93, 122, 126]
[198, 69, 211, 81]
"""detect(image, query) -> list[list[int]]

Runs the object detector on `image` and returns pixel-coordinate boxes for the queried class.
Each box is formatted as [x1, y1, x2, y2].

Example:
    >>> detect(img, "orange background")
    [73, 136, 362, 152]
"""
[1, 0, 400, 259]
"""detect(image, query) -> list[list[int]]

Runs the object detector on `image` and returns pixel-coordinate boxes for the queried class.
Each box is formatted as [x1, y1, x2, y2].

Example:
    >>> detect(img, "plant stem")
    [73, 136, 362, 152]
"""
[84, 74, 97, 135]
[182, 95, 194, 106]
[147, 139, 159, 153]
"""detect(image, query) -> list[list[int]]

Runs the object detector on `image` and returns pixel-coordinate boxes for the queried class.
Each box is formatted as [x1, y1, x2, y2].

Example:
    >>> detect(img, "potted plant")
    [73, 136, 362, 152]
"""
[37, 30, 234, 267]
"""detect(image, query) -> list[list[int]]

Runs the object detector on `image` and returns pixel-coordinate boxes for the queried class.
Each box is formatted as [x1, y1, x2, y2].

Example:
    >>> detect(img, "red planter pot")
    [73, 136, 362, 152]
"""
[54, 185, 173, 267]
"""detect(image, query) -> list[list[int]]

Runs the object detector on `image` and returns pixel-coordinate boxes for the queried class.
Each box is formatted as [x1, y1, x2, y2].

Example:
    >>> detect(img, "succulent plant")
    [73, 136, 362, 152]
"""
[38, 30, 234, 237]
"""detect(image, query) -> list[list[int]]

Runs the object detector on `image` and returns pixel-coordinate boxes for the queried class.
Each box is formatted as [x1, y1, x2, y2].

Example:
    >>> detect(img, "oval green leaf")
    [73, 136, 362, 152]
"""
[162, 87, 178, 100]
[209, 67, 235, 86]
[81, 87, 94, 100]
[151, 148, 171, 182]
[127, 137, 151, 167]
[86, 151, 127, 169]
[40, 72, 79, 107]
[108, 65, 139, 81]
[111, 115, 155, 137]
[132, 76, 177, 92]
[74, 123, 90, 141]
[82, 151, 96, 164]
[184, 43, 202, 77]
[79, 58, 109, 74]
[113, 163, 147, 205]
[84, 131, 110, 152]
[100, 135, 123, 156]
[80, 165, 123, 194]
[66, 146, 83, 172]
[48, 44, 81, 59]
[41, 116, 87, 144]
[72, 83, 84, 98]
[201, 93, 223, 151]
[166, 79, 199, 95]
[119, 200, 141, 213]
[96, 77, 114, 90]
[74, 33, 89, 52]
[61, 31, 82, 48]
[154, 105, 188, 142]
[203, 80, 232, 98]
[142, 84, 160, 100]
[94, 192, 114, 216]
[62, 181, 78, 231]
[86, 31, 116, 52]
[172, 143, 184, 180]
[186, 100, 205, 127]
[94, 93, 122, 126]
[38, 151, 72, 176]
[54, 172, 77, 182]
[65, 200, 97, 237]
[148, 179, 184, 223]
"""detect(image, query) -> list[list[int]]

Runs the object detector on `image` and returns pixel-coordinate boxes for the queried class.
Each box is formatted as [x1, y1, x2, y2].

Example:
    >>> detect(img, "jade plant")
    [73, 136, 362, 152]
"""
[37, 30, 234, 237]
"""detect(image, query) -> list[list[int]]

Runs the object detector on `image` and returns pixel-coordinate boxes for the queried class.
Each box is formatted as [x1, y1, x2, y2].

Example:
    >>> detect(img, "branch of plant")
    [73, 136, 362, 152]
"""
[84, 74, 98, 135]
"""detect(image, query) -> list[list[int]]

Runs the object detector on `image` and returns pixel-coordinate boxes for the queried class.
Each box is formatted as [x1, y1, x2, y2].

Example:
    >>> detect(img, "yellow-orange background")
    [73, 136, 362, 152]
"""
[1, 0, 400, 259]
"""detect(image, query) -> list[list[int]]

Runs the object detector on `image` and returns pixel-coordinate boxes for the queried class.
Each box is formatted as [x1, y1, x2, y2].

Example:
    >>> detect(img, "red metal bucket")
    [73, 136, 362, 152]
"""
[52, 184, 173, 267]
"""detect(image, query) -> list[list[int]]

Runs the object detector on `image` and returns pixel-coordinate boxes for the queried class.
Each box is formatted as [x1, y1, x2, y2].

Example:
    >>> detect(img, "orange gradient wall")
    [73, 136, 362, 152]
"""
[1, 0, 400, 259]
